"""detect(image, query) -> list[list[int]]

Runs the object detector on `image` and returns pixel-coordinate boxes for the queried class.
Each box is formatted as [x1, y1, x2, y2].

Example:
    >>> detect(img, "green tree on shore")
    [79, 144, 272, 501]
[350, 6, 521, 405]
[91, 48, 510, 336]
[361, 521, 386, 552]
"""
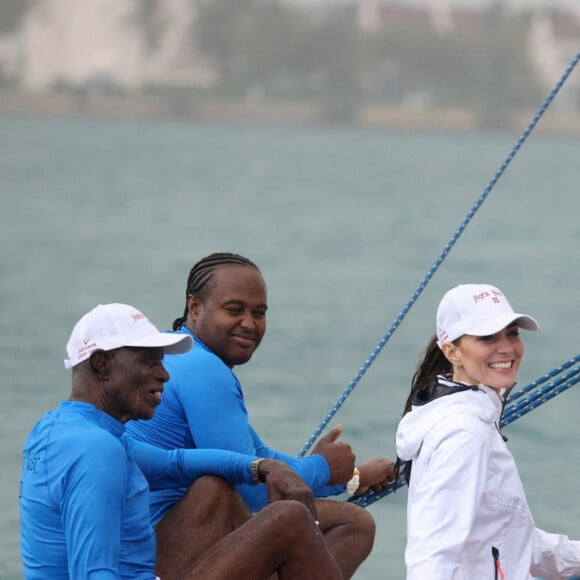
[194, 0, 544, 123]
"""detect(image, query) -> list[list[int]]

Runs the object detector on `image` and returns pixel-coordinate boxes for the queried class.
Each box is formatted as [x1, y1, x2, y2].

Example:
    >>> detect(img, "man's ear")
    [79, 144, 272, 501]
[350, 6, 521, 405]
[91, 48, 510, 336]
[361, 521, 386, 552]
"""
[187, 294, 202, 318]
[89, 350, 110, 379]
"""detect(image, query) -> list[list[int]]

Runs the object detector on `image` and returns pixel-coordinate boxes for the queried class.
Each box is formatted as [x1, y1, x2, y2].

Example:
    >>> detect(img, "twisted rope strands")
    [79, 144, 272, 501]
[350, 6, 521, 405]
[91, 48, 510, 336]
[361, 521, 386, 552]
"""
[501, 364, 580, 427]
[502, 354, 580, 404]
[298, 51, 580, 458]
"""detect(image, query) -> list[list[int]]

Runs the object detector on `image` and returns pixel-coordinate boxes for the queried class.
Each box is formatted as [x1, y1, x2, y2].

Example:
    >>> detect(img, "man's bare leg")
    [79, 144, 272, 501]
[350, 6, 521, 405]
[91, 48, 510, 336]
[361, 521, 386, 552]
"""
[314, 498, 376, 579]
[155, 476, 252, 579]
[180, 499, 343, 580]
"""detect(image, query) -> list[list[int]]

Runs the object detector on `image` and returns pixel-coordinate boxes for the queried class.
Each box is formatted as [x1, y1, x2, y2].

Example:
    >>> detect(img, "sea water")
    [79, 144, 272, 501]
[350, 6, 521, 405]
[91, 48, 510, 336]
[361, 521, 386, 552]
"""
[1, 115, 579, 579]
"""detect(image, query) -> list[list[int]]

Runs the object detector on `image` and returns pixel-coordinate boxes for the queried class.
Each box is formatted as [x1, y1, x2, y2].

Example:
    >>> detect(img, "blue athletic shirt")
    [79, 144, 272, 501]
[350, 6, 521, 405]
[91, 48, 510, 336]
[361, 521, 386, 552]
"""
[20, 400, 258, 579]
[125, 328, 345, 516]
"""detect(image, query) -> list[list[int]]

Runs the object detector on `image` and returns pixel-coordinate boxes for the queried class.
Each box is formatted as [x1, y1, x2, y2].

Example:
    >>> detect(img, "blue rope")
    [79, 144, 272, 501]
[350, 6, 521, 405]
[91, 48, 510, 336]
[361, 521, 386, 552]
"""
[298, 51, 580, 458]
[348, 355, 580, 508]
[503, 354, 580, 404]
[501, 365, 580, 426]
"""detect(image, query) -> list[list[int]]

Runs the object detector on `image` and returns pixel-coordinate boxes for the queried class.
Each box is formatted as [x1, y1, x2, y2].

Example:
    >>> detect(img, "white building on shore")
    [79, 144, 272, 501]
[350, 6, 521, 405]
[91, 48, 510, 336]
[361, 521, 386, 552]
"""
[14, 0, 213, 93]
[0, 0, 578, 111]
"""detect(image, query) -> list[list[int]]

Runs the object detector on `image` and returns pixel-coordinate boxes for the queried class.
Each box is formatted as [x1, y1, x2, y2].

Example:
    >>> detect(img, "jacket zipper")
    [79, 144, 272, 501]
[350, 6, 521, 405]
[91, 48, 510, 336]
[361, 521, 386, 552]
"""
[492, 546, 505, 580]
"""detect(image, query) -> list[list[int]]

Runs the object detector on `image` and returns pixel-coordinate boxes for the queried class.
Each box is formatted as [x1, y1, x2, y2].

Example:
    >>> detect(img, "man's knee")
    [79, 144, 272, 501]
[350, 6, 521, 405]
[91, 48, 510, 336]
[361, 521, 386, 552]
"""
[183, 476, 242, 509]
[316, 499, 376, 547]
[155, 476, 252, 573]
[340, 502, 376, 547]
[159, 476, 248, 532]
[262, 499, 312, 521]
[188, 475, 236, 497]
[350, 504, 376, 537]
[259, 500, 318, 539]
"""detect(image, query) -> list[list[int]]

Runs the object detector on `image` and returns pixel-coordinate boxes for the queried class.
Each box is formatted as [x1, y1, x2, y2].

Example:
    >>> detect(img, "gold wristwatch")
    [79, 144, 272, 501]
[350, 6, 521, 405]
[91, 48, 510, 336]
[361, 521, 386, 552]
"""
[250, 458, 267, 483]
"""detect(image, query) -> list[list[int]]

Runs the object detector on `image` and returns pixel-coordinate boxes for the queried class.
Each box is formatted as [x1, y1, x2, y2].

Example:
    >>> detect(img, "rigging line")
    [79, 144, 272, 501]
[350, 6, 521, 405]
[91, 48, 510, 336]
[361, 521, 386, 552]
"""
[348, 357, 580, 508]
[503, 362, 580, 410]
[298, 50, 580, 459]
[502, 367, 580, 425]
[501, 366, 580, 426]
[504, 354, 580, 403]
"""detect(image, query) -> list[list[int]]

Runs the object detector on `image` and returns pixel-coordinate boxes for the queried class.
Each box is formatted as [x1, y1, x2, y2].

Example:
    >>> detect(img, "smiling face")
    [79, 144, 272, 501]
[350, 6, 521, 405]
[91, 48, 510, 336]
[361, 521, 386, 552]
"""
[441, 323, 524, 391]
[187, 265, 267, 368]
[101, 346, 169, 422]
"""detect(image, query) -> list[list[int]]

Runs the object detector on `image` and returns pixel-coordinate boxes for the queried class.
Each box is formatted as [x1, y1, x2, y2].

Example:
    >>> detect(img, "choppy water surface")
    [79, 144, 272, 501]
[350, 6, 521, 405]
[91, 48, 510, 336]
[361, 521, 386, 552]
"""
[1, 116, 578, 578]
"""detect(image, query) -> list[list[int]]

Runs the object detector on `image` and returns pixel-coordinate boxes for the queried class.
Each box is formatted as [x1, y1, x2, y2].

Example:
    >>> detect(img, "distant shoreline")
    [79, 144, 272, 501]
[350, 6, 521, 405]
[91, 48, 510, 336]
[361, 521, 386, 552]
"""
[2, 91, 580, 135]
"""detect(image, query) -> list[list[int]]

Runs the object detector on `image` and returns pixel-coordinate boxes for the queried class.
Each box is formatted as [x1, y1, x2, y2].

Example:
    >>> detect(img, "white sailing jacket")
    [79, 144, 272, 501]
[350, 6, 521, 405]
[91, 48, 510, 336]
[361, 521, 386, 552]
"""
[395, 378, 580, 580]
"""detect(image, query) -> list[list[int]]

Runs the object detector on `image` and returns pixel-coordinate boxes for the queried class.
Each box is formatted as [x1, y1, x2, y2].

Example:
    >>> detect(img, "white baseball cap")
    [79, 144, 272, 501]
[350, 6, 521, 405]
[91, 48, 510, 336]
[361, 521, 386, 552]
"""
[436, 284, 539, 348]
[64, 303, 193, 369]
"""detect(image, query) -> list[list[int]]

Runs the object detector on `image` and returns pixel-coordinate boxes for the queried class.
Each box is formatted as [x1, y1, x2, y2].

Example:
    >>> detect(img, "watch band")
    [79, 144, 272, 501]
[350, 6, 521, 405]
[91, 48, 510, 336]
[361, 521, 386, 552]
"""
[250, 458, 267, 484]
[347, 467, 361, 494]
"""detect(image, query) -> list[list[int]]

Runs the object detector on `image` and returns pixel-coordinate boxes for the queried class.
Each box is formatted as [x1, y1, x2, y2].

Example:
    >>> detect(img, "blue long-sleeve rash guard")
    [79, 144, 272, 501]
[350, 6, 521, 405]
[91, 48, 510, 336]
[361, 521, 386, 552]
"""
[20, 401, 156, 580]
[20, 401, 258, 579]
[125, 329, 345, 516]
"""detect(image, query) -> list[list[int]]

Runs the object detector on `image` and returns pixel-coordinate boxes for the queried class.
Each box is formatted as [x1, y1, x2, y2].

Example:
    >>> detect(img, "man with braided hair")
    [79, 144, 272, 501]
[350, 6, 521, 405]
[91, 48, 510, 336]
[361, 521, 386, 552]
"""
[126, 252, 396, 579]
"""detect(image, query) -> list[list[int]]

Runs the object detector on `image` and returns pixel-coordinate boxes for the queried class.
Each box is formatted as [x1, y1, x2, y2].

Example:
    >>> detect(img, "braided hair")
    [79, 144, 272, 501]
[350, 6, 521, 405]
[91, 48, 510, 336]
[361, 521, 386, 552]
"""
[172, 252, 260, 331]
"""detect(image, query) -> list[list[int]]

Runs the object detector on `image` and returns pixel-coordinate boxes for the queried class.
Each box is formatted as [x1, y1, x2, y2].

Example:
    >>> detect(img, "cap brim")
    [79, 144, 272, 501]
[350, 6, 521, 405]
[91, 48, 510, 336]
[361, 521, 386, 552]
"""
[467, 312, 539, 337]
[126, 333, 193, 355]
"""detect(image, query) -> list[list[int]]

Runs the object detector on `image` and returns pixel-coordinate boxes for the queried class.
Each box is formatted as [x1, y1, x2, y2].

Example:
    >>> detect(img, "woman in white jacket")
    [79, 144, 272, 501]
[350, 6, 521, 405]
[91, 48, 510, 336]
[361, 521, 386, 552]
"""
[395, 283, 580, 580]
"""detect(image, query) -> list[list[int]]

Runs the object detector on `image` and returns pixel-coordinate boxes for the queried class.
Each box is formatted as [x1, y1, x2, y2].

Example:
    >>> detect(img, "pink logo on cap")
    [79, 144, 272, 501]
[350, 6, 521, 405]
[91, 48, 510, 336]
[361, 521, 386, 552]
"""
[472, 288, 503, 305]
[77, 341, 97, 358]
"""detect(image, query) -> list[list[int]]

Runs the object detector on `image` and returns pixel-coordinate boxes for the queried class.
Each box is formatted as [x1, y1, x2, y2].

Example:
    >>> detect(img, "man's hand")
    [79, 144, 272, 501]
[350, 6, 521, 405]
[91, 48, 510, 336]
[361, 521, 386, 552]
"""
[258, 460, 318, 520]
[310, 424, 356, 485]
[355, 458, 396, 495]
